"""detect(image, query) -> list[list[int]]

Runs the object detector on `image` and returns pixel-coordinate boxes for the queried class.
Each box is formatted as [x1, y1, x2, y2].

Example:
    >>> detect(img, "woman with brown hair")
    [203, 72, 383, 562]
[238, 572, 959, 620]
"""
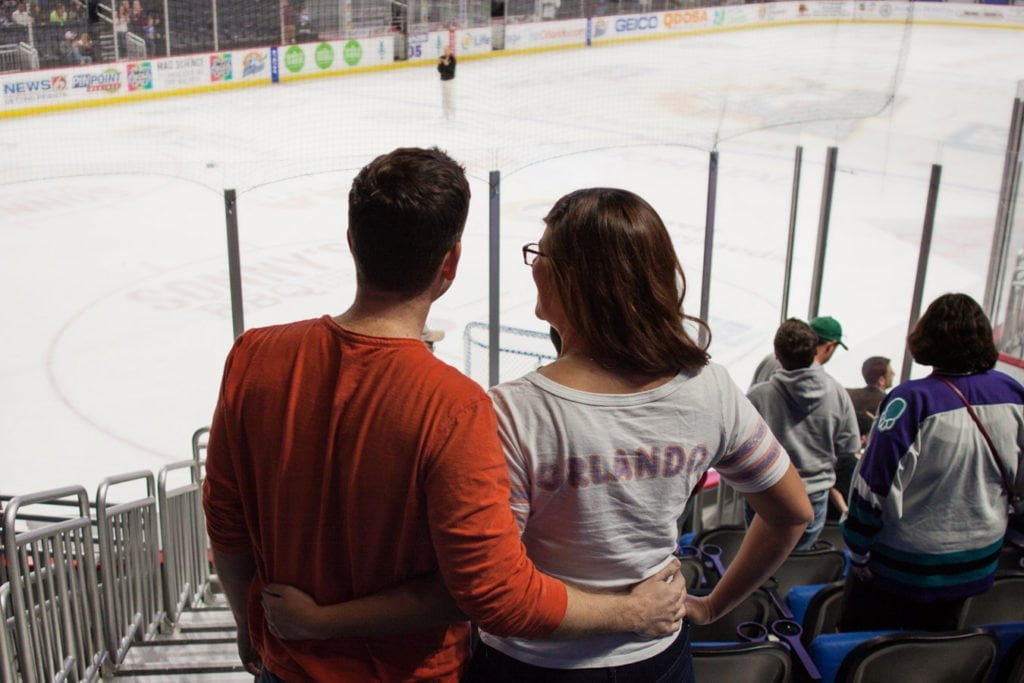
[262, 188, 812, 681]
[840, 292, 1024, 631]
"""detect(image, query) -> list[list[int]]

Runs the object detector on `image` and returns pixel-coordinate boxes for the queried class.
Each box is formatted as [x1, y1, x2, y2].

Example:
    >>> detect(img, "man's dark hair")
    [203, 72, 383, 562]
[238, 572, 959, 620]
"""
[348, 147, 470, 296]
[861, 356, 891, 385]
[908, 293, 998, 373]
[774, 318, 818, 371]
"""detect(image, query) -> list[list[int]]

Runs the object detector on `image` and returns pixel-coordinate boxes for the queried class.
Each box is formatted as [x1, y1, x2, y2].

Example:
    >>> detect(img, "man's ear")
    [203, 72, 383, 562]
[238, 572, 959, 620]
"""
[440, 241, 461, 282]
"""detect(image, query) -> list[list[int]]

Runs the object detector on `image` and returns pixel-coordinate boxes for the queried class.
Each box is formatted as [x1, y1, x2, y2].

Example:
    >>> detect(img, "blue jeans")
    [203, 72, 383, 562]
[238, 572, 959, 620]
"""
[257, 666, 287, 682]
[465, 625, 694, 682]
[746, 488, 829, 551]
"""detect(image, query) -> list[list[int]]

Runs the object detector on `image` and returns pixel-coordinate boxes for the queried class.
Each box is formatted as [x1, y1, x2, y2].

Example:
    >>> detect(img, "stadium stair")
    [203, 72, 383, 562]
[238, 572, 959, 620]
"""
[114, 576, 251, 681]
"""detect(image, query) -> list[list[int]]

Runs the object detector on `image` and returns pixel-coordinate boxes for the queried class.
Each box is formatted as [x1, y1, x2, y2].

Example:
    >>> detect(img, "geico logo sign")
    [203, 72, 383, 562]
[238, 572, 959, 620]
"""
[615, 16, 658, 32]
[664, 9, 708, 27]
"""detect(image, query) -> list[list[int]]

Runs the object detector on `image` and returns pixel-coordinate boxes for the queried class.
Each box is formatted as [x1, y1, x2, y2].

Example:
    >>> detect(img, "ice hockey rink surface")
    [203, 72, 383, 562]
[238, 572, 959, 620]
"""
[2, 19, 1023, 494]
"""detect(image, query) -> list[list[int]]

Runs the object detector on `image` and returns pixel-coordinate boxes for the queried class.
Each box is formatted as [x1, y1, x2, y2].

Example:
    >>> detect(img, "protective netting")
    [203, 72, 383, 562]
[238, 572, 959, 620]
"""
[1, 2, 917, 191]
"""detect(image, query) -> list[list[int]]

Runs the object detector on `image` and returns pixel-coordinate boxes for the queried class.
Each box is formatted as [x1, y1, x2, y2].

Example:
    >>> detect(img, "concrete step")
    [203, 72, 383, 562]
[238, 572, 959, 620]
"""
[115, 671, 252, 681]
[176, 607, 236, 632]
[117, 640, 246, 674]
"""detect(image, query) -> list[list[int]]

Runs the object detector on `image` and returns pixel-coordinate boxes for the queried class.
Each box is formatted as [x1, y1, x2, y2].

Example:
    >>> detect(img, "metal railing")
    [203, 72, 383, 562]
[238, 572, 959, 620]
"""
[96, 471, 165, 674]
[1, 582, 16, 683]
[158, 460, 210, 626]
[18, 41, 40, 70]
[0, 44, 20, 73]
[125, 31, 147, 59]
[2, 486, 107, 683]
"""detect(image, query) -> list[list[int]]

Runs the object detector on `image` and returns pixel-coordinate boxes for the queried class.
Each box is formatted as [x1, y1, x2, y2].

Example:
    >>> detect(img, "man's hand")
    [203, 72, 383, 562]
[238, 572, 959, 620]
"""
[626, 559, 687, 637]
[263, 583, 326, 640]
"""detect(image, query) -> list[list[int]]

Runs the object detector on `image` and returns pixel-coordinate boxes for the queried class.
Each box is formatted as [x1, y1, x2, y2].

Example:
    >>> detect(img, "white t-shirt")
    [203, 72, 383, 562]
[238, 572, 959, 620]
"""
[480, 362, 791, 669]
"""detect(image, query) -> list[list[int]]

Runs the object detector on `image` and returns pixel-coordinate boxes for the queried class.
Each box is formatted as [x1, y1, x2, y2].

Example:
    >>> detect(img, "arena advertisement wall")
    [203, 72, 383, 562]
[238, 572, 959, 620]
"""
[4, 1, 1024, 117]
[276, 38, 393, 81]
[503, 19, 588, 51]
[406, 30, 451, 61]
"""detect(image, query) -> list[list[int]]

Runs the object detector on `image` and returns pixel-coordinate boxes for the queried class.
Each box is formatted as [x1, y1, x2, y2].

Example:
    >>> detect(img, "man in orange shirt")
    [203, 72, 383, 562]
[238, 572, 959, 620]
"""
[202, 147, 686, 682]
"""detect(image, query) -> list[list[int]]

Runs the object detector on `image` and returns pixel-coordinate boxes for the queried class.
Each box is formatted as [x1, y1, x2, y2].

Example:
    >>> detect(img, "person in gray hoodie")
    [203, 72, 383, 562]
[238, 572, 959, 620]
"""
[746, 318, 860, 550]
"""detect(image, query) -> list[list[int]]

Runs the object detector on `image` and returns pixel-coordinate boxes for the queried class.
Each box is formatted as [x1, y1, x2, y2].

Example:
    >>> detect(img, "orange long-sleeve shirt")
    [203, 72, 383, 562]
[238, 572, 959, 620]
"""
[203, 316, 567, 681]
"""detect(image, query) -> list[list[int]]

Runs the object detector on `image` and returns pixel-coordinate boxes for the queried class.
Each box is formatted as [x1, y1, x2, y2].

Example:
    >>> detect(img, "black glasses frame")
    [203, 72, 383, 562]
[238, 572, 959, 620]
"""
[522, 242, 546, 266]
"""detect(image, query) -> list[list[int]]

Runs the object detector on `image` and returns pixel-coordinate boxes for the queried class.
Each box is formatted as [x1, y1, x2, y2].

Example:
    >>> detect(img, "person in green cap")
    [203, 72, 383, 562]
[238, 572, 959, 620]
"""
[749, 315, 847, 388]
[746, 318, 860, 550]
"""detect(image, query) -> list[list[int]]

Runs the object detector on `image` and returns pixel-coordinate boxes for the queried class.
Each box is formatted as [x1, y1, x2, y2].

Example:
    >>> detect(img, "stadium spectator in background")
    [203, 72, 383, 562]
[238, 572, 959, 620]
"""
[142, 15, 156, 56]
[281, 0, 296, 44]
[748, 318, 860, 550]
[49, 3, 67, 26]
[438, 45, 456, 120]
[840, 293, 1024, 631]
[11, 2, 31, 26]
[203, 149, 688, 683]
[847, 356, 894, 441]
[750, 315, 847, 388]
[261, 187, 813, 682]
[113, 2, 128, 55]
[65, 30, 93, 64]
[827, 355, 895, 519]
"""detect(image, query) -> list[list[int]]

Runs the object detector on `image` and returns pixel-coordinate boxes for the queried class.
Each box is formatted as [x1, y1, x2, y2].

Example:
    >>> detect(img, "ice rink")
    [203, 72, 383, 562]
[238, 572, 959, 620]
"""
[2, 19, 1023, 495]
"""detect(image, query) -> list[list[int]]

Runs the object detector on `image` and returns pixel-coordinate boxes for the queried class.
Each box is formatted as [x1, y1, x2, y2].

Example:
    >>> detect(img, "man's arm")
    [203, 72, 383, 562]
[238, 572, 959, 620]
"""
[212, 549, 261, 675]
[262, 562, 686, 640]
[551, 562, 685, 639]
[684, 464, 812, 624]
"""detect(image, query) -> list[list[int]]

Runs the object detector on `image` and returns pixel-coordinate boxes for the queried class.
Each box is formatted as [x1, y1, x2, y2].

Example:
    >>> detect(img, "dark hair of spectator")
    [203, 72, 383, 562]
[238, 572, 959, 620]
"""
[861, 356, 891, 385]
[348, 147, 469, 296]
[908, 293, 998, 373]
[541, 188, 709, 375]
[774, 318, 818, 370]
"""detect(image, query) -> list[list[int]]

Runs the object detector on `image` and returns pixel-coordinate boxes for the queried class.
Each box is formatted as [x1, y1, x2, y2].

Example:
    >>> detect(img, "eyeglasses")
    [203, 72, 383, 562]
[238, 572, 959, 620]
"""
[522, 242, 548, 267]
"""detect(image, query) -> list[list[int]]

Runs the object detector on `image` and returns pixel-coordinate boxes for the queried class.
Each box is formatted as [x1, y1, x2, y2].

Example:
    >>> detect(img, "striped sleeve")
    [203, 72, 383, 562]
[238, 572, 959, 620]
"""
[715, 379, 791, 493]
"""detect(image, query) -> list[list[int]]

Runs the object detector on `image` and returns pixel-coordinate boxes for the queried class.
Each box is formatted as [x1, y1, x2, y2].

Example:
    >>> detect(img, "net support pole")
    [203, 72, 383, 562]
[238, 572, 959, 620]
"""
[699, 150, 718, 347]
[983, 81, 1024, 320]
[489, 170, 501, 387]
[900, 164, 942, 384]
[781, 145, 803, 324]
[808, 146, 838, 321]
[224, 189, 245, 340]
[162, 0, 170, 55]
[211, 0, 219, 52]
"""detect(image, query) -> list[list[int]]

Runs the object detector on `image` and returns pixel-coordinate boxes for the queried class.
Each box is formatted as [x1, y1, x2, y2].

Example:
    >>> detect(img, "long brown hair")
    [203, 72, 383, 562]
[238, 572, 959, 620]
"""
[543, 188, 710, 375]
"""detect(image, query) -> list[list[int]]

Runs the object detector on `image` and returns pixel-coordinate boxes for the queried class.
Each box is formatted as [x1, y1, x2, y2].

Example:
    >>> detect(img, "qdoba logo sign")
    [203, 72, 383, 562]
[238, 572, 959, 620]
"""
[664, 9, 708, 28]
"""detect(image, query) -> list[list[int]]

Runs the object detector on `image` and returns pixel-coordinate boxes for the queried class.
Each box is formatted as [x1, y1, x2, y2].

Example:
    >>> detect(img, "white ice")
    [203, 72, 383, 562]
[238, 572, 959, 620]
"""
[2, 21, 1022, 496]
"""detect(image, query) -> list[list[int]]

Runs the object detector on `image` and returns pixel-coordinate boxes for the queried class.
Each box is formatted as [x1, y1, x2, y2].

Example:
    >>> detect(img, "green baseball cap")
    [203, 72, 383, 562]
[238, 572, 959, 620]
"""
[811, 316, 847, 349]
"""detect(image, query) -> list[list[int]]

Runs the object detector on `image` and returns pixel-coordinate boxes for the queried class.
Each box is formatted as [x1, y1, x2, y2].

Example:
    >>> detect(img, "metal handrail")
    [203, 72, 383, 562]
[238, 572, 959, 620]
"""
[1, 582, 16, 683]
[96, 471, 165, 675]
[125, 31, 146, 59]
[158, 460, 210, 625]
[3, 487, 107, 683]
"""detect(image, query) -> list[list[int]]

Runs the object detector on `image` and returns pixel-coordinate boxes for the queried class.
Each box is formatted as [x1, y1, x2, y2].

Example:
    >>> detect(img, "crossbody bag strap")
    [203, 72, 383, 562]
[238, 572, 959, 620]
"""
[936, 375, 1019, 504]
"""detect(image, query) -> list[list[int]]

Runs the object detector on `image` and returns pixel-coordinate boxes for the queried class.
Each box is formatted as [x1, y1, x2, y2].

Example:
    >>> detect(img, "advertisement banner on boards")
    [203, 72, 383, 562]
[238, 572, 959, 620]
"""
[407, 31, 451, 61]
[852, 2, 912, 22]
[456, 27, 493, 56]
[1, 64, 127, 109]
[279, 38, 393, 79]
[503, 18, 588, 50]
